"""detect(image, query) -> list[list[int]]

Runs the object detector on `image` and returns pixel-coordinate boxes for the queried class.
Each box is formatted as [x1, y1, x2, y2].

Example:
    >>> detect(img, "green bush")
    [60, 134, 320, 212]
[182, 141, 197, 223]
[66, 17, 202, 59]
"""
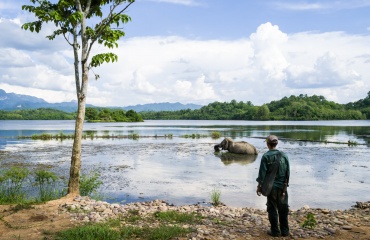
[80, 172, 103, 197]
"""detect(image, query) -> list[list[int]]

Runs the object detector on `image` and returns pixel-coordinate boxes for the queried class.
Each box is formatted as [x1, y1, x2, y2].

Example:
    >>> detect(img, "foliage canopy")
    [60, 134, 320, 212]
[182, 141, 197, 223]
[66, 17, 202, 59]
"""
[140, 93, 368, 121]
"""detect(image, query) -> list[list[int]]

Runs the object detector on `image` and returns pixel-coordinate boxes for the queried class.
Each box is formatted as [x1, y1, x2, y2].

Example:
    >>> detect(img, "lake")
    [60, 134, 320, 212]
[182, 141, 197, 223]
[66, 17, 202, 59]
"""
[0, 120, 369, 210]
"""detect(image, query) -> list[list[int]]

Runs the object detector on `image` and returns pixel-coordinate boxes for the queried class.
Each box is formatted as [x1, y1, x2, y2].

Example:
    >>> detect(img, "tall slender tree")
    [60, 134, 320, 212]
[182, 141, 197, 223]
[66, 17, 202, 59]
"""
[22, 0, 135, 196]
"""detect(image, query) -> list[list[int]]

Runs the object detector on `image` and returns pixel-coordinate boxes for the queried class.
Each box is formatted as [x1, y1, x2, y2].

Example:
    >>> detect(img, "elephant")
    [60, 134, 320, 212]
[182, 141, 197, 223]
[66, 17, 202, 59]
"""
[214, 137, 258, 155]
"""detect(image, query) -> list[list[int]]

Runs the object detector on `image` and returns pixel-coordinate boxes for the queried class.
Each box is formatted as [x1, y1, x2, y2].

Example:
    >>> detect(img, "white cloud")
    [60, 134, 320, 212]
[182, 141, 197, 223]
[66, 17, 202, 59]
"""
[0, 48, 33, 67]
[250, 22, 289, 81]
[275, 3, 323, 11]
[1, 14, 370, 106]
[285, 52, 361, 88]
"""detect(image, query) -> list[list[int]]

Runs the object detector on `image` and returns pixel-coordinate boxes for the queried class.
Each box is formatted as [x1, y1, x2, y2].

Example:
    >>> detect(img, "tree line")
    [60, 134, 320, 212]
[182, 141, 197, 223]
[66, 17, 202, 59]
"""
[140, 93, 370, 121]
[0, 107, 143, 122]
[85, 107, 143, 122]
[0, 108, 75, 120]
[0, 92, 369, 121]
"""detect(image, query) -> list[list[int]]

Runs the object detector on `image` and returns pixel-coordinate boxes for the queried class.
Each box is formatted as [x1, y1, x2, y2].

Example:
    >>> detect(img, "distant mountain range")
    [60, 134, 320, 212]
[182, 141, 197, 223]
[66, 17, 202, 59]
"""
[0, 89, 202, 112]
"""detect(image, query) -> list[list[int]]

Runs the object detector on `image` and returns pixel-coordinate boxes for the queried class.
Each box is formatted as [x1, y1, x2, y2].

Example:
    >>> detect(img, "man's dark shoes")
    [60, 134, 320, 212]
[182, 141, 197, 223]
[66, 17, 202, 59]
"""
[267, 230, 281, 237]
[281, 232, 290, 237]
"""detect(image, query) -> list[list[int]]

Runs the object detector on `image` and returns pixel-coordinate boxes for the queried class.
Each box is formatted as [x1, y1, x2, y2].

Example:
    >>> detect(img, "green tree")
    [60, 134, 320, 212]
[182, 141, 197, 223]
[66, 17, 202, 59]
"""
[22, 0, 135, 196]
[85, 107, 99, 121]
[255, 104, 270, 120]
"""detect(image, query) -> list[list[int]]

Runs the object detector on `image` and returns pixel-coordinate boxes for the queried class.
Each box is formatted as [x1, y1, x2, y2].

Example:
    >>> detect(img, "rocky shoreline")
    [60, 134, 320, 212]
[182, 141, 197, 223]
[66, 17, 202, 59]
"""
[59, 196, 370, 239]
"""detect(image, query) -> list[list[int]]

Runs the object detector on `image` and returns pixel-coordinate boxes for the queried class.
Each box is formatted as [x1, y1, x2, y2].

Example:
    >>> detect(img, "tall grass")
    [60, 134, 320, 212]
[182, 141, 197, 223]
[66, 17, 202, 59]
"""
[0, 167, 103, 204]
[34, 169, 63, 202]
[210, 188, 222, 206]
[0, 167, 30, 204]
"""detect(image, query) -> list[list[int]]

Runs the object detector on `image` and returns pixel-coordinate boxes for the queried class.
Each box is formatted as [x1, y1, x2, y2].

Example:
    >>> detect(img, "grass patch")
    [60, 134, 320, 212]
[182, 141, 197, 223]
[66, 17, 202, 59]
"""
[120, 225, 190, 240]
[210, 188, 222, 206]
[143, 225, 190, 240]
[154, 210, 201, 224]
[55, 224, 120, 240]
[55, 214, 193, 240]
[211, 131, 221, 139]
[123, 209, 142, 223]
[301, 213, 317, 229]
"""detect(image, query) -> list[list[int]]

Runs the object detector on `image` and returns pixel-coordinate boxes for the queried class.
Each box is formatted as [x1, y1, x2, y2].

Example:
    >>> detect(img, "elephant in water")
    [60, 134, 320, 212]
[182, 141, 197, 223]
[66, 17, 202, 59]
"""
[214, 137, 258, 155]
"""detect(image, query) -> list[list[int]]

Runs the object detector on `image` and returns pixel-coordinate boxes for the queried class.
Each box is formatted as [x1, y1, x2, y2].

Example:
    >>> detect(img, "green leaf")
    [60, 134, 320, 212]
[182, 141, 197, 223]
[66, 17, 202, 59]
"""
[90, 53, 119, 68]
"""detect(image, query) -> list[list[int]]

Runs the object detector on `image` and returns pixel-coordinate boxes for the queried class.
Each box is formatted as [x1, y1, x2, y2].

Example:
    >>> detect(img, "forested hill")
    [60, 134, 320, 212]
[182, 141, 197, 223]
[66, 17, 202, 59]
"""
[1, 93, 369, 121]
[140, 93, 370, 121]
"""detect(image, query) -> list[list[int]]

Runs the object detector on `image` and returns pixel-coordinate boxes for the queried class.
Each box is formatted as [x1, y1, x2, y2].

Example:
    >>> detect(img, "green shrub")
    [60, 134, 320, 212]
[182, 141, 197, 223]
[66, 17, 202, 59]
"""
[301, 213, 316, 229]
[80, 172, 103, 197]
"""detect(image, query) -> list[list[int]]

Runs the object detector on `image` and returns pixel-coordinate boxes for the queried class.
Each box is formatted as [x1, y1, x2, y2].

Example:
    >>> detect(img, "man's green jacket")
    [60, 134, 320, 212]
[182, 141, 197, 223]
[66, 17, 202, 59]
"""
[256, 149, 290, 189]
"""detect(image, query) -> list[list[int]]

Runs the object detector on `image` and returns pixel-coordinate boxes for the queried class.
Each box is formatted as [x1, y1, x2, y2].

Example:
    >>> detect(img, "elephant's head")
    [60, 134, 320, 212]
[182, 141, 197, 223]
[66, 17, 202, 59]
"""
[220, 138, 232, 150]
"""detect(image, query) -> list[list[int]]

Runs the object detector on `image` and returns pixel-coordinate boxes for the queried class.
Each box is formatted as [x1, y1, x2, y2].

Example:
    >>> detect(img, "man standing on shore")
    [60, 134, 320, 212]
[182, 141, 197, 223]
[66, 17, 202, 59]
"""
[256, 135, 290, 237]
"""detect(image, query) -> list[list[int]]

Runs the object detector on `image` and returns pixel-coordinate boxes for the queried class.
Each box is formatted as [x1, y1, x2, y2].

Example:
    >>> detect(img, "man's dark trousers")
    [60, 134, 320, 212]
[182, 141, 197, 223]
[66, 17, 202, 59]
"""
[266, 187, 289, 236]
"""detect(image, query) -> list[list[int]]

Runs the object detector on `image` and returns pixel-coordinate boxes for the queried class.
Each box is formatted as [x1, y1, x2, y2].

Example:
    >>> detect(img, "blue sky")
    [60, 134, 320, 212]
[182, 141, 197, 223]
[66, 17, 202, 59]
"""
[0, 0, 370, 106]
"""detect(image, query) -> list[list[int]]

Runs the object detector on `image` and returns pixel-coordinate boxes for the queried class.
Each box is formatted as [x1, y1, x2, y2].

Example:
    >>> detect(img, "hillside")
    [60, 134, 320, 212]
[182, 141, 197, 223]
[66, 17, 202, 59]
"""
[0, 89, 202, 112]
[140, 93, 370, 120]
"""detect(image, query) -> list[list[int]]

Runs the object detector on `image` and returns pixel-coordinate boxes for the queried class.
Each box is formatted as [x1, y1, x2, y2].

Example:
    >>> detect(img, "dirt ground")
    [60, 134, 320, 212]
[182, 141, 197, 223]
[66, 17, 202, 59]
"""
[0, 198, 77, 240]
[0, 198, 369, 240]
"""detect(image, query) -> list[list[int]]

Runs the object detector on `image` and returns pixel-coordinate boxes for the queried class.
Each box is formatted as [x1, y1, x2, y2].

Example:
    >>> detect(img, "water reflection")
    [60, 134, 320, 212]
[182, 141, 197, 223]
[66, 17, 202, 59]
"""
[214, 152, 258, 166]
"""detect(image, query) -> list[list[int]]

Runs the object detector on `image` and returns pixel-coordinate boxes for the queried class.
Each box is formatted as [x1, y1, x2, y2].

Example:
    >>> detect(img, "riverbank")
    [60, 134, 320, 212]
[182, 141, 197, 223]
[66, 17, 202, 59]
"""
[0, 196, 369, 239]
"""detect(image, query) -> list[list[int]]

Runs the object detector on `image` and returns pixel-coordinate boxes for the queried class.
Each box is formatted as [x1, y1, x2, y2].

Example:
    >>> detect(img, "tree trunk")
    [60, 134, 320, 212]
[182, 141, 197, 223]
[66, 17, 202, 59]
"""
[67, 5, 89, 196]
[67, 97, 86, 195]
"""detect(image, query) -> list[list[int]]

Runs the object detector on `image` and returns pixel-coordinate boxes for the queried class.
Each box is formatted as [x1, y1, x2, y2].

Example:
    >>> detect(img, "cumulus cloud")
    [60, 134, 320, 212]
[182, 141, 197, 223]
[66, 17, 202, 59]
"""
[285, 52, 361, 88]
[1, 14, 369, 105]
[0, 48, 33, 68]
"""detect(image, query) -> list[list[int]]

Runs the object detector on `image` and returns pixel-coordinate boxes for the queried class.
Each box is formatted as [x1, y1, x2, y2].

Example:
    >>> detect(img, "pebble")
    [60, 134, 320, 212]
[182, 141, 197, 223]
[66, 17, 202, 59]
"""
[58, 197, 370, 239]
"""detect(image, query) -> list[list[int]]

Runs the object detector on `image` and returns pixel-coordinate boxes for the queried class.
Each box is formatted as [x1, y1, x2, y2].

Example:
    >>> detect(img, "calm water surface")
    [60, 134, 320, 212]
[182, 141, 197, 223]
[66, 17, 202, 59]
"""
[0, 120, 369, 210]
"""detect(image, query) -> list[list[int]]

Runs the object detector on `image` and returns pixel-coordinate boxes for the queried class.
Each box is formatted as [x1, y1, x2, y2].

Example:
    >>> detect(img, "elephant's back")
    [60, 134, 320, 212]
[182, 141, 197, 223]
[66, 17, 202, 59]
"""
[234, 142, 258, 154]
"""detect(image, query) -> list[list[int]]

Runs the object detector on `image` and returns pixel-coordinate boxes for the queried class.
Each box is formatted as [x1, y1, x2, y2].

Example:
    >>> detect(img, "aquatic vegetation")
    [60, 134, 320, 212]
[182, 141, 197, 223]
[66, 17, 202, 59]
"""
[210, 188, 222, 206]
[34, 169, 63, 202]
[211, 131, 221, 139]
[0, 167, 30, 204]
